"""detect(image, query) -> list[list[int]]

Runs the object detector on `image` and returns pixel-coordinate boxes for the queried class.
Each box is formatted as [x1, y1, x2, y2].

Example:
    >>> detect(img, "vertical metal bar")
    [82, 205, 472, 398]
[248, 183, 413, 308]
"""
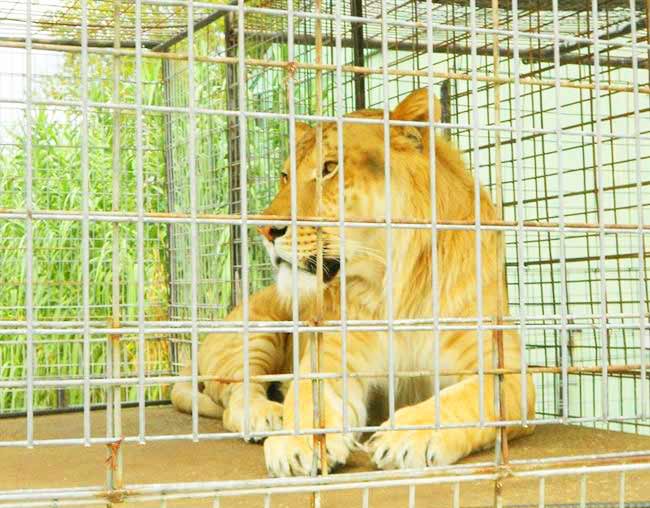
[469, 0, 485, 427]
[489, 3, 508, 506]
[311, 0, 326, 481]
[510, 0, 527, 431]
[646, 0, 650, 83]
[107, 0, 124, 490]
[187, 0, 200, 440]
[80, 0, 92, 446]
[551, 0, 570, 424]
[573, 12, 594, 419]
[439, 79, 451, 139]
[162, 57, 178, 374]
[362, 488, 369, 508]
[236, 0, 251, 440]
[590, 0, 609, 423]
[630, 0, 648, 420]
[350, 0, 365, 109]
[538, 478, 545, 508]
[618, 471, 626, 508]
[490, 0, 503, 454]
[225, 14, 242, 310]
[453, 482, 460, 508]
[631, 0, 650, 419]
[408, 484, 416, 508]
[333, 0, 349, 432]
[135, 0, 146, 443]
[579, 474, 587, 508]
[380, 0, 396, 428]
[24, 0, 34, 449]
[424, 0, 441, 431]
[286, 0, 301, 437]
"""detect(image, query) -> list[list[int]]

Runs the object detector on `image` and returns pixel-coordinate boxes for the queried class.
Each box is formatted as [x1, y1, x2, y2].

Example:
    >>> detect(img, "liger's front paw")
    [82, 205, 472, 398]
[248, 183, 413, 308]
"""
[367, 428, 450, 469]
[223, 398, 283, 442]
[263, 433, 352, 477]
[366, 410, 465, 469]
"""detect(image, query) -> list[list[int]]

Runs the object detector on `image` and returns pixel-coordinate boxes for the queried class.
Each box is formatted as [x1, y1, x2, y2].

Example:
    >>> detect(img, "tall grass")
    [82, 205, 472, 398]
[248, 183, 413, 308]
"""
[0, 53, 170, 413]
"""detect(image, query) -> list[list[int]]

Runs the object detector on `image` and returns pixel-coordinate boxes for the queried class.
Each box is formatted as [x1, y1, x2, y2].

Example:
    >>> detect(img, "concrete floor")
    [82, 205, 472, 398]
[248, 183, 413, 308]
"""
[3, 406, 650, 507]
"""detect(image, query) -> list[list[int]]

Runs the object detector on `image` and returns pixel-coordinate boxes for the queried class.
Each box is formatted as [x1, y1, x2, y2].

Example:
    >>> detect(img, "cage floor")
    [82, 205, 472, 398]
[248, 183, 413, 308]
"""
[3, 407, 650, 508]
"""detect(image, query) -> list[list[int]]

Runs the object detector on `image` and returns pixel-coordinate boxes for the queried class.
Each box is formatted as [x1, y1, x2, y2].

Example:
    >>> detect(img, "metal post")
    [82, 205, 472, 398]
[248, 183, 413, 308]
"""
[469, 0, 486, 430]
[350, 0, 366, 109]
[24, 0, 35, 449]
[162, 57, 179, 373]
[80, 0, 92, 447]
[439, 79, 451, 138]
[311, 0, 327, 496]
[134, 0, 147, 443]
[107, 0, 124, 494]
[225, 12, 243, 310]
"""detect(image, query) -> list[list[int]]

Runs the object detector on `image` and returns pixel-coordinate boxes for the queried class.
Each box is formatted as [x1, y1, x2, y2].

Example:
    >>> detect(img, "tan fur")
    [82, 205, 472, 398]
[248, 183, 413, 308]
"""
[171, 88, 535, 475]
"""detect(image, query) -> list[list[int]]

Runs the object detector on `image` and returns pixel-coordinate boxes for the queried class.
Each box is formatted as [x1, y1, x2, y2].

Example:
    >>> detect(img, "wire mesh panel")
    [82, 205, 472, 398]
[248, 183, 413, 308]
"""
[426, 2, 650, 434]
[163, 2, 368, 374]
[0, 1, 172, 416]
[1, 0, 650, 507]
[345, 0, 650, 435]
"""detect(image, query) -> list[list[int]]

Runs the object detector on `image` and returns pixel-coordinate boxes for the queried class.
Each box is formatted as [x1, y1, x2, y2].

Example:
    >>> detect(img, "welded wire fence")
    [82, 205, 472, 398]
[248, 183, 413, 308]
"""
[0, 0, 649, 506]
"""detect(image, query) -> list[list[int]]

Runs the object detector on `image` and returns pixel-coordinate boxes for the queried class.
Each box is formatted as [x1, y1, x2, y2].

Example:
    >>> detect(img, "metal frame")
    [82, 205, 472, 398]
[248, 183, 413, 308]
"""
[1, 0, 649, 506]
[224, 12, 243, 310]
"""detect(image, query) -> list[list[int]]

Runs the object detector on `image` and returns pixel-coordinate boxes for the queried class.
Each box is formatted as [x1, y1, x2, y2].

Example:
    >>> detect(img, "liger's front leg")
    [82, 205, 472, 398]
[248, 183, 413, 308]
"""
[197, 286, 290, 441]
[367, 372, 536, 469]
[263, 333, 373, 477]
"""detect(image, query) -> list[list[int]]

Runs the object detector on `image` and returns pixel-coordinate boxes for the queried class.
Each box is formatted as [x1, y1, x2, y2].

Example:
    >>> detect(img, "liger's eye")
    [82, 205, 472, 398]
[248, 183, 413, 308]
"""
[322, 161, 338, 178]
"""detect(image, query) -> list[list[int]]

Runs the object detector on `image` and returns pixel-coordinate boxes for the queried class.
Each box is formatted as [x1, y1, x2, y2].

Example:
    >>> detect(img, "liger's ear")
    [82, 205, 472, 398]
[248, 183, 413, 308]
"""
[390, 88, 442, 152]
[390, 88, 442, 124]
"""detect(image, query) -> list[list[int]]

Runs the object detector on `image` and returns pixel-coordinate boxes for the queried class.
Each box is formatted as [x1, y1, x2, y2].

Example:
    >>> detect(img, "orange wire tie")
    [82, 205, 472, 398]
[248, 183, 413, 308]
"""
[105, 437, 124, 470]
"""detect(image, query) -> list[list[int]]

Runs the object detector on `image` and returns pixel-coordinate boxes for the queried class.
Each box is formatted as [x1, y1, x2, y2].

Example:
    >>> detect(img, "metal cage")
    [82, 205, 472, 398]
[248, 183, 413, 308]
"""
[1, 0, 649, 506]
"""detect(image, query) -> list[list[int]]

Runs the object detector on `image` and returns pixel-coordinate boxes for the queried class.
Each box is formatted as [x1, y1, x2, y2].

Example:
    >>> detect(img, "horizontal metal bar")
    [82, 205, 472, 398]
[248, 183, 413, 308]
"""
[0, 36, 160, 49]
[151, 0, 237, 51]
[2, 96, 648, 145]
[134, 461, 650, 497]
[1, 311, 648, 330]
[0, 399, 171, 420]
[1, 41, 649, 97]
[1, 209, 649, 234]
[138, 461, 650, 498]
[0, 414, 646, 442]
[136, 0, 650, 51]
[0, 362, 647, 392]
[0, 500, 106, 508]
[1, 459, 649, 504]
[0, 321, 647, 339]
[236, 29, 647, 70]
[2, 412, 649, 448]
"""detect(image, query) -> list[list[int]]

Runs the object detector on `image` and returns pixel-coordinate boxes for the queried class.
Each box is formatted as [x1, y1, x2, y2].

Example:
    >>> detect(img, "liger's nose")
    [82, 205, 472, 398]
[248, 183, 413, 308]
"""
[257, 225, 288, 242]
